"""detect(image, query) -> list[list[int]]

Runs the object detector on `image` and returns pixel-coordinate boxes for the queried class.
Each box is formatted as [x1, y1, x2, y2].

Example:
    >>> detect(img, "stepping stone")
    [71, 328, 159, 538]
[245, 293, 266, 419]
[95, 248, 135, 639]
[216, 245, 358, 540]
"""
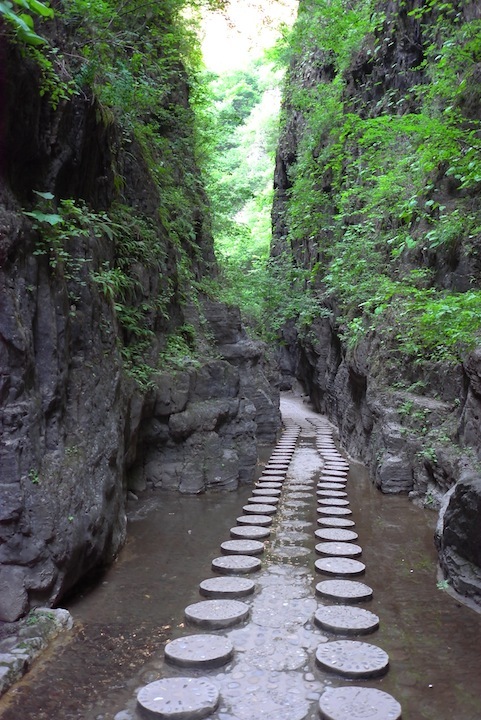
[185, 599, 249, 628]
[321, 469, 348, 478]
[230, 525, 270, 540]
[237, 514, 272, 526]
[221, 539, 265, 555]
[315, 640, 389, 678]
[262, 469, 287, 477]
[315, 528, 358, 542]
[212, 554, 261, 574]
[199, 576, 255, 599]
[317, 506, 353, 517]
[320, 476, 348, 483]
[247, 496, 279, 505]
[242, 503, 277, 515]
[318, 498, 350, 507]
[255, 482, 282, 490]
[165, 634, 234, 669]
[318, 482, 346, 490]
[318, 516, 355, 528]
[252, 488, 281, 497]
[315, 579, 373, 603]
[137, 677, 219, 719]
[315, 557, 365, 577]
[317, 490, 348, 498]
[259, 475, 285, 484]
[314, 605, 379, 635]
[319, 686, 401, 720]
[315, 542, 362, 558]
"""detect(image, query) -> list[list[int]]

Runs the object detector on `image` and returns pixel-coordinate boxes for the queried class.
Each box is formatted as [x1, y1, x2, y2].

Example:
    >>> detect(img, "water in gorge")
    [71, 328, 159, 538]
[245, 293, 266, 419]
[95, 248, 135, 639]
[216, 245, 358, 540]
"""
[1, 396, 481, 720]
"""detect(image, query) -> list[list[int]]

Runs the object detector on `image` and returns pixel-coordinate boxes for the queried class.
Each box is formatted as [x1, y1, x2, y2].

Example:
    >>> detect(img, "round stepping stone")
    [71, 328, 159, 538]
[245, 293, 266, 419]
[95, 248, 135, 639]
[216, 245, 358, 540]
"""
[318, 497, 350, 507]
[165, 634, 233, 669]
[315, 558, 365, 577]
[321, 475, 347, 483]
[318, 482, 346, 490]
[319, 686, 401, 720]
[221, 539, 265, 555]
[318, 516, 355, 528]
[242, 503, 277, 516]
[185, 599, 249, 628]
[314, 605, 379, 635]
[256, 482, 282, 489]
[252, 488, 281, 497]
[315, 640, 389, 678]
[230, 525, 270, 540]
[315, 528, 358, 542]
[317, 490, 348, 498]
[316, 579, 373, 603]
[137, 677, 219, 720]
[317, 506, 353, 517]
[262, 469, 287, 477]
[247, 495, 279, 505]
[212, 554, 261, 574]
[237, 514, 272, 526]
[321, 469, 348, 478]
[199, 576, 255, 598]
[265, 463, 289, 470]
[315, 542, 362, 558]
[324, 461, 349, 468]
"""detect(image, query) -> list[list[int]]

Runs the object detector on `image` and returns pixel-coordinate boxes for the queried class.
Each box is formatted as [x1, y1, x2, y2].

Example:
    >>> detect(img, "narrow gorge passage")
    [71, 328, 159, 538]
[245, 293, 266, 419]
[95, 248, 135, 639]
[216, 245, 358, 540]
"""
[1, 395, 481, 720]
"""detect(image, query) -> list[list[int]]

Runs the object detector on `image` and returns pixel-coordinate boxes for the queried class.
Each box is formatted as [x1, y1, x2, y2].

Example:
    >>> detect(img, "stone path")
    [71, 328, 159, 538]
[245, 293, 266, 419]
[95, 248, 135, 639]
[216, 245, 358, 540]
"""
[134, 410, 402, 720]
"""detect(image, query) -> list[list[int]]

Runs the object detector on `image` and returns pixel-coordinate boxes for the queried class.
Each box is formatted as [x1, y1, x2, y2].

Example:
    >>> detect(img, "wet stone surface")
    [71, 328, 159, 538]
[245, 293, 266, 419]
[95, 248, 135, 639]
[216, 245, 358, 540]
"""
[318, 686, 402, 720]
[317, 506, 353, 517]
[242, 504, 277, 516]
[313, 605, 379, 635]
[164, 635, 234, 669]
[315, 640, 389, 679]
[136, 677, 220, 720]
[317, 490, 347, 498]
[199, 577, 256, 599]
[212, 555, 262, 575]
[315, 557, 366, 576]
[220, 539, 265, 556]
[247, 496, 279, 505]
[317, 483, 346, 490]
[315, 579, 373, 603]
[236, 514, 272, 527]
[317, 517, 355, 528]
[229, 525, 270, 540]
[251, 488, 281, 497]
[317, 498, 350, 507]
[314, 528, 359, 542]
[314, 542, 362, 558]
[184, 600, 250, 629]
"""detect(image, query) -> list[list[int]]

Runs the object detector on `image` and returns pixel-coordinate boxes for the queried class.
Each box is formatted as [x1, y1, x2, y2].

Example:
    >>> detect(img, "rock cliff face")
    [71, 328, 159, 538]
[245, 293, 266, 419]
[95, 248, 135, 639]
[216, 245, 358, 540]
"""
[272, 0, 481, 606]
[0, 31, 280, 622]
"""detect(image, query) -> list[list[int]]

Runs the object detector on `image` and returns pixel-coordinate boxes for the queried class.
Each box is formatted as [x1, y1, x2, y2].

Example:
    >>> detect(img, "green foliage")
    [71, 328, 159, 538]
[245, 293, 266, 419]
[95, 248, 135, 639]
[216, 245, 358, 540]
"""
[0, 0, 53, 46]
[277, 0, 481, 364]
[159, 324, 200, 370]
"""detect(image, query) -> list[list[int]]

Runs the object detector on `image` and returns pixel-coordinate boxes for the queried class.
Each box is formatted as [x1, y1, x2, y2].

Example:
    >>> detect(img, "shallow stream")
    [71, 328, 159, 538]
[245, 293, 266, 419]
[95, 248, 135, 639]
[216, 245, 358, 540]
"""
[1, 400, 481, 720]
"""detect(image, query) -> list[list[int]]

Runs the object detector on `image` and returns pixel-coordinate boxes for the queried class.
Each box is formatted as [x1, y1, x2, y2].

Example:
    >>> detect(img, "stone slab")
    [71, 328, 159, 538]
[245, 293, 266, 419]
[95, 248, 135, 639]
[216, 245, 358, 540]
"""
[315, 558, 365, 577]
[318, 517, 355, 528]
[315, 542, 362, 558]
[252, 488, 281, 497]
[315, 579, 373, 603]
[221, 539, 265, 555]
[314, 605, 379, 635]
[317, 490, 348, 498]
[199, 576, 255, 599]
[315, 528, 359, 542]
[230, 525, 270, 540]
[237, 514, 273, 527]
[212, 555, 262, 575]
[318, 498, 350, 507]
[247, 496, 279, 505]
[315, 640, 389, 679]
[165, 634, 233, 669]
[319, 686, 401, 720]
[242, 504, 277, 516]
[185, 599, 249, 628]
[137, 677, 219, 720]
[317, 506, 353, 517]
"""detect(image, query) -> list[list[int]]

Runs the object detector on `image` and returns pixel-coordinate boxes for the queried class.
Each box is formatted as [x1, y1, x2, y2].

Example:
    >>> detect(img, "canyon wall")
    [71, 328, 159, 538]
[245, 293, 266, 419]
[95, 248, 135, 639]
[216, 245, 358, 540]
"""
[0, 17, 280, 623]
[272, 0, 481, 606]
